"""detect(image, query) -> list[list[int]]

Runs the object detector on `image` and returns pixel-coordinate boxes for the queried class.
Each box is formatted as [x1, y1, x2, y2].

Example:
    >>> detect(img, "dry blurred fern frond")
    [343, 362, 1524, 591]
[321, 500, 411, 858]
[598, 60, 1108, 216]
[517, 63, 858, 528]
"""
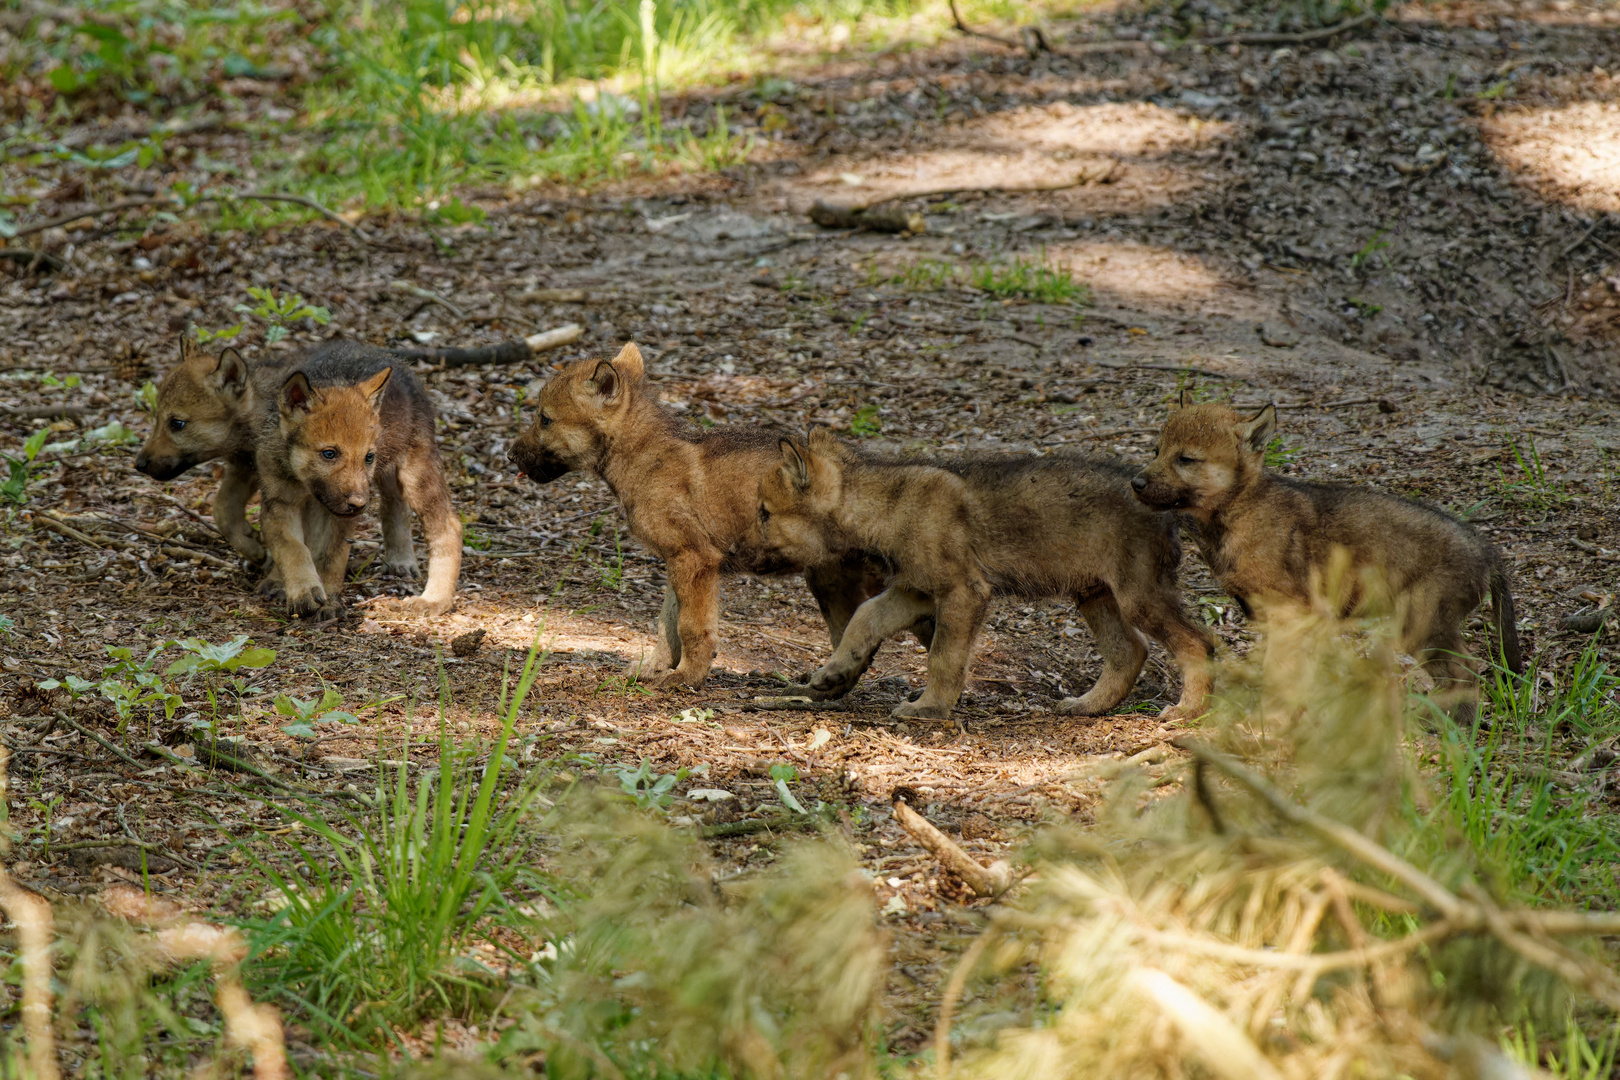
[497, 793, 884, 1080]
[948, 603, 1616, 1080]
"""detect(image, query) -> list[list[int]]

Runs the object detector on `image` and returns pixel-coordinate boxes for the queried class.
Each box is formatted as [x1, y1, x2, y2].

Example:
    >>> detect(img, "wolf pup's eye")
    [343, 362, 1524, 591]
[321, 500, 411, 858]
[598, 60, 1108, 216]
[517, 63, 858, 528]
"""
[539, 413, 552, 428]
[1177, 454, 1199, 465]
[365, 451, 376, 465]
[321, 449, 338, 461]
[168, 418, 187, 432]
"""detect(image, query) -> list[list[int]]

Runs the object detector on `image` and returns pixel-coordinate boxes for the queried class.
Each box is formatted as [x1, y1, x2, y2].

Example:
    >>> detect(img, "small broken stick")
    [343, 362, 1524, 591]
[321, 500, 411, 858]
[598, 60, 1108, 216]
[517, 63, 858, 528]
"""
[751, 694, 851, 712]
[809, 200, 926, 235]
[891, 789, 1014, 900]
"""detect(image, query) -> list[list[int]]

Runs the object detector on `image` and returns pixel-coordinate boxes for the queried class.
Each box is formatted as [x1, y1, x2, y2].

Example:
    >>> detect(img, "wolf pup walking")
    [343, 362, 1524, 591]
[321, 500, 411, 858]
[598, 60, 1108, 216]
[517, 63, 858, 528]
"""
[1133, 400, 1522, 717]
[757, 429, 1215, 722]
[507, 342, 884, 688]
[135, 339, 291, 563]
[255, 342, 461, 621]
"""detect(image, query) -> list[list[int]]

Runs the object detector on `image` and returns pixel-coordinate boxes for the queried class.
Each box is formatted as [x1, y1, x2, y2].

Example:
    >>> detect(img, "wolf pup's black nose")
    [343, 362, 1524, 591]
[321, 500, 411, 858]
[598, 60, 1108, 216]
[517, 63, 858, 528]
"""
[1131, 475, 1148, 493]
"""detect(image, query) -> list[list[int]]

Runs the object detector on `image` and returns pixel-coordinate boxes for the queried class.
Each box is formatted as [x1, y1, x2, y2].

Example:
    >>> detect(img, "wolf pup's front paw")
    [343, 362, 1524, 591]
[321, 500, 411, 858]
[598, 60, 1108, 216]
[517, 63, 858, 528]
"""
[891, 700, 952, 721]
[381, 559, 420, 581]
[288, 585, 342, 622]
[390, 594, 453, 617]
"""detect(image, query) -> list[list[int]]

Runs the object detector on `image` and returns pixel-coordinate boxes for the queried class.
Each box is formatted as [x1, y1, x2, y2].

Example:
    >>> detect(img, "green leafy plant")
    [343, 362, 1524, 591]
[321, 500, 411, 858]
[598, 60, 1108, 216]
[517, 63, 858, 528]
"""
[769, 762, 808, 814]
[1496, 435, 1564, 509]
[234, 286, 332, 344]
[166, 635, 276, 735]
[615, 757, 688, 812]
[1264, 435, 1297, 470]
[273, 688, 359, 740]
[2, 429, 50, 505]
[194, 322, 245, 345]
[1350, 228, 1391, 271]
[849, 403, 882, 438]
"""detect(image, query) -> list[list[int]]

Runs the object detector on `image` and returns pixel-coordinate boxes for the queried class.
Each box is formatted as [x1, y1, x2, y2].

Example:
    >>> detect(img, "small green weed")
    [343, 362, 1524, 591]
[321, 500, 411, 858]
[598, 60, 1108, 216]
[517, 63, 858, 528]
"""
[850, 403, 882, 438]
[1264, 435, 1297, 469]
[1350, 228, 1391, 271]
[1496, 435, 1565, 508]
[273, 688, 359, 740]
[615, 757, 689, 812]
[234, 286, 333, 345]
[1, 429, 49, 505]
[971, 249, 1089, 304]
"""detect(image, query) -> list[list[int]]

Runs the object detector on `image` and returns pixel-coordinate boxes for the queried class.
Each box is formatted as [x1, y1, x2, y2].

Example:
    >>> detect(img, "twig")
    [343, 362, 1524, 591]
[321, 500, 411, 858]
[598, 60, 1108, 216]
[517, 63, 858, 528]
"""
[1, 403, 83, 421]
[12, 196, 170, 236]
[699, 813, 818, 839]
[1178, 740, 1463, 918]
[55, 711, 147, 771]
[892, 792, 1014, 898]
[390, 280, 465, 319]
[946, 0, 1024, 51]
[200, 190, 373, 245]
[395, 324, 584, 369]
[0, 248, 65, 272]
[1197, 11, 1375, 47]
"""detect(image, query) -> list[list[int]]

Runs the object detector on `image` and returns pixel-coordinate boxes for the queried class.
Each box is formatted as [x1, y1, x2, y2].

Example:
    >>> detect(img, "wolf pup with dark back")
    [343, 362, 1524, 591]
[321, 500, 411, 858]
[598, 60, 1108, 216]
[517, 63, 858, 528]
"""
[508, 342, 888, 689]
[135, 339, 292, 564]
[255, 342, 462, 621]
[757, 428, 1215, 723]
[1133, 399, 1522, 717]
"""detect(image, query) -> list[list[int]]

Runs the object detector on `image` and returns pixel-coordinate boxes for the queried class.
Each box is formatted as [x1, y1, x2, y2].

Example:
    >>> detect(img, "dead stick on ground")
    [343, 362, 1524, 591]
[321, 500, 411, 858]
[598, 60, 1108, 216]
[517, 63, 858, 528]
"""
[57, 711, 148, 771]
[891, 793, 1013, 899]
[201, 191, 372, 245]
[12, 196, 170, 237]
[1197, 11, 1375, 46]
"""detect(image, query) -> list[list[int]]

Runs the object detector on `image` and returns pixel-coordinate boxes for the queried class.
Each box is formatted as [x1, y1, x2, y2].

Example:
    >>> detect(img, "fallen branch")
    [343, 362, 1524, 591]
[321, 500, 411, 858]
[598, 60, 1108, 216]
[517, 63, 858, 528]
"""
[200, 190, 372, 245]
[55, 711, 147, 772]
[808, 200, 925, 234]
[891, 790, 1014, 899]
[1, 402, 83, 421]
[0, 247, 66, 271]
[12, 196, 170, 236]
[700, 813, 819, 839]
[1197, 11, 1376, 47]
[390, 279, 464, 319]
[390, 324, 584, 369]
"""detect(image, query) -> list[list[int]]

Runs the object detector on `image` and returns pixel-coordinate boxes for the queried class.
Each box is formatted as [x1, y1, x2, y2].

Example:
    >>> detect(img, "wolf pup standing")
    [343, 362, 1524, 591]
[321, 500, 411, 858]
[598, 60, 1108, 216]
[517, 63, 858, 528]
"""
[255, 342, 461, 621]
[757, 429, 1215, 722]
[135, 339, 291, 563]
[1133, 400, 1522, 717]
[507, 342, 885, 688]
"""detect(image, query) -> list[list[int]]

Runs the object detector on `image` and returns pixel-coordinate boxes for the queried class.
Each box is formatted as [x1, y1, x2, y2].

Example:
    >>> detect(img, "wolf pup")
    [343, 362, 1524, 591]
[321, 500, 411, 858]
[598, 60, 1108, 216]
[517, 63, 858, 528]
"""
[135, 339, 291, 563]
[507, 342, 886, 689]
[1132, 400, 1522, 715]
[757, 429, 1215, 722]
[255, 342, 461, 621]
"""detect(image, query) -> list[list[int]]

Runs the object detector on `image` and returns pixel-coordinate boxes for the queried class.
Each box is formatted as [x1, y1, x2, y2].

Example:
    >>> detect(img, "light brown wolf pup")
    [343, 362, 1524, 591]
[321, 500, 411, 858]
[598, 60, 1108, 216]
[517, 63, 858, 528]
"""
[1132, 401, 1523, 716]
[507, 342, 886, 688]
[757, 429, 1215, 722]
[255, 342, 461, 621]
[135, 339, 290, 563]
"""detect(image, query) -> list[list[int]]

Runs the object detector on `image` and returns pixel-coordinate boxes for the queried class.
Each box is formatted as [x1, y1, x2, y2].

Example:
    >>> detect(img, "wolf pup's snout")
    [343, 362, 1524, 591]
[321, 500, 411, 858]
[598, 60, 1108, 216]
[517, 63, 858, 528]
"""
[1131, 474, 1148, 493]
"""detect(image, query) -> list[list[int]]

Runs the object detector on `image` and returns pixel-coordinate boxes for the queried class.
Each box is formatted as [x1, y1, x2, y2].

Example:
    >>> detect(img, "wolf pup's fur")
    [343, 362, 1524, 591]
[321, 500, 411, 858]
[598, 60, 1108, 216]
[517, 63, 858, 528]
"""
[135, 339, 291, 563]
[507, 342, 887, 688]
[1133, 400, 1522, 714]
[757, 429, 1215, 722]
[255, 342, 461, 621]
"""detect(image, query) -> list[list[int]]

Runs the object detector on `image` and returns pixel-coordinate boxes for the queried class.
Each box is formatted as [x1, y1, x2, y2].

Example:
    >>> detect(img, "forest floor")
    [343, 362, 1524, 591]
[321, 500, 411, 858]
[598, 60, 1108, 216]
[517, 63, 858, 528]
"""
[1, 0, 1618, 1063]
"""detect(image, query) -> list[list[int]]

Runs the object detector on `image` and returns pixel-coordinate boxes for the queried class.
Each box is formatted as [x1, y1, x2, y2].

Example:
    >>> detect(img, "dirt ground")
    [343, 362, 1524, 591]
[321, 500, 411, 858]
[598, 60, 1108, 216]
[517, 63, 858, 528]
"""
[1, 0, 1618, 1052]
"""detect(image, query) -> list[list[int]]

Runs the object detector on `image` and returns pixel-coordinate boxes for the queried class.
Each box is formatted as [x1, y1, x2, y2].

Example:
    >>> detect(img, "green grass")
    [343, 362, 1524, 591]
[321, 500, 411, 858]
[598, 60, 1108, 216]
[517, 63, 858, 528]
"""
[875, 251, 1091, 304]
[243, 638, 558, 1045]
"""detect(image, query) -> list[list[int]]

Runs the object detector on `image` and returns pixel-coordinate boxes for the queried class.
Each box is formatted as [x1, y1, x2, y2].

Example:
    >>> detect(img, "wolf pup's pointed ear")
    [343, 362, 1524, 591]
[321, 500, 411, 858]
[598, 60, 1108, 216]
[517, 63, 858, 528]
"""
[611, 342, 645, 380]
[212, 348, 248, 395]
[1236, 403, 1278, 455]
[1177, 387, 1191, 409]
[589, 361, 622, 403]
[359, 366, 392, 411]
[281, 371, 316, 415]
[779, 438, 810, 491]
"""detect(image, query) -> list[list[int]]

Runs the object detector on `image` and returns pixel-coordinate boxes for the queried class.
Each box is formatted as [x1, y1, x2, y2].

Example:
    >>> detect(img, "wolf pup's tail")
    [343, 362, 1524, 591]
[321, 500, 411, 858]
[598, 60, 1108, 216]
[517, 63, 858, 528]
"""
[1490, 558, 1524, 675]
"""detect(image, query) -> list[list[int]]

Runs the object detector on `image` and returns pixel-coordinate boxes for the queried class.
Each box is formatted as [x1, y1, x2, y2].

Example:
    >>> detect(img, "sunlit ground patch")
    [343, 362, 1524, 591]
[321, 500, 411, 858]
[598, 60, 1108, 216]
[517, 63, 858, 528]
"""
[1046, 239, 1270, 320]
[1483, 101, 1620, 214]
[801, 101, 1231, 207]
